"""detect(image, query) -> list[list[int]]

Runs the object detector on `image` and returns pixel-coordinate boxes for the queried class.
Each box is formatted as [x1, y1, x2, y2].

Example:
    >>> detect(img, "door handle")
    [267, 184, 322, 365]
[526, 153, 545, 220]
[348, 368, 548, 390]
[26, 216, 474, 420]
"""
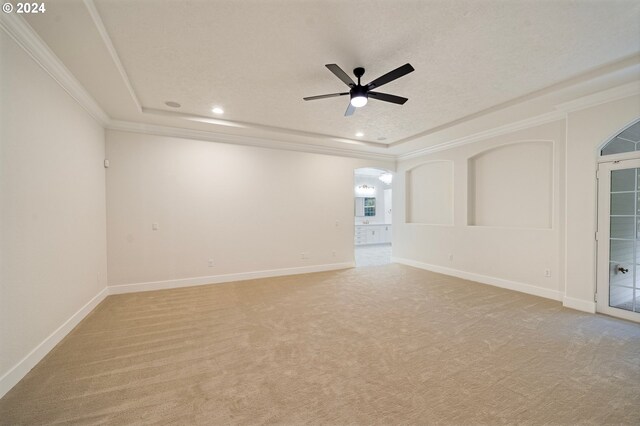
[617, 265, 629, 274]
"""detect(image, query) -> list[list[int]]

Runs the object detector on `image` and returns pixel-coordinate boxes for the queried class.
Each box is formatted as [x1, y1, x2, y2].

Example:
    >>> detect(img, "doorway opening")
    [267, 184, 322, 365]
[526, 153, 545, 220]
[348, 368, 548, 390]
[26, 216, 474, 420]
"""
[596, 119, 640, 322]
[354, 168, 393, 267]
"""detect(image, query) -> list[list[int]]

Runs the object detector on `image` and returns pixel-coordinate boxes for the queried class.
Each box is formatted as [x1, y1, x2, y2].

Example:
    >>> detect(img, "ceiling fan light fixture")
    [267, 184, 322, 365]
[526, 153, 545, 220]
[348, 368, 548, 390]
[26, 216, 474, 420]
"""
[303, 62, 414, 116]
[350, 95, 368, 108]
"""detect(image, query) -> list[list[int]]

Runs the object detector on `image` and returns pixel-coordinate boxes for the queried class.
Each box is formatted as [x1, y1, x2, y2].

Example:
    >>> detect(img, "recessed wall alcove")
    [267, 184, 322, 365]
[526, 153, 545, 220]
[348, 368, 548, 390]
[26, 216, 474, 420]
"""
[405, 160, 454, 225]
[467, 141, 553, 229]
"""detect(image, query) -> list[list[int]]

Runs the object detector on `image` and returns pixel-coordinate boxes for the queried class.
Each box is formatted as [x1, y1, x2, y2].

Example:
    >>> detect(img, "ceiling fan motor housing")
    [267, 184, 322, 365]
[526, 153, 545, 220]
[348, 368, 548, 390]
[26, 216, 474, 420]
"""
[350, 85, 368, 100]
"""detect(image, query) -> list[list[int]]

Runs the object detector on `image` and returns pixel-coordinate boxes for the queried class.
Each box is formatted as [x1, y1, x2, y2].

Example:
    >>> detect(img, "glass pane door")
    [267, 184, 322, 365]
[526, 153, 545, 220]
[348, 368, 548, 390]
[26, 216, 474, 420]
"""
[608, 168, 639, 312]
[597, 160, 640, 322]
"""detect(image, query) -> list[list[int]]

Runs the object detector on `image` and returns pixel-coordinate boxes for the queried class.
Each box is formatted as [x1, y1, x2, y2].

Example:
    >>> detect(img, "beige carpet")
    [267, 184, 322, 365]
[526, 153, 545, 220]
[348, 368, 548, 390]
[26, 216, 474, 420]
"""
[2, 264, 640, 425]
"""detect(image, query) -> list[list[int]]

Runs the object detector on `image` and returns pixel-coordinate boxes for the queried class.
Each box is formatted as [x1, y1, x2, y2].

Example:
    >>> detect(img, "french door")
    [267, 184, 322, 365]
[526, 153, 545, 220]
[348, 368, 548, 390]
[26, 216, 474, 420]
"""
[597, 159, 640, 322]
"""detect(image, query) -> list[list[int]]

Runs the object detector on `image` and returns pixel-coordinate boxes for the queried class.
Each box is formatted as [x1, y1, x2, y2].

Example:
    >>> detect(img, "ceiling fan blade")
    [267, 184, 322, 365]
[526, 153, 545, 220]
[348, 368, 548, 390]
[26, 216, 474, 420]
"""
[326, 64, 356, 87]
[345, 102, 355, 116]
[368, 91, 408, 105]
[366, 63, 415, 90]
[303, 92, 349, 101]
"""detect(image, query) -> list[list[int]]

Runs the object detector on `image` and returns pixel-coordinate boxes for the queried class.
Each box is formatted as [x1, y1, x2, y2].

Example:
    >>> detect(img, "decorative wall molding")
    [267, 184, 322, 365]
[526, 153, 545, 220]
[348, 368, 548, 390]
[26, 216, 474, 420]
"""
[392, 257, 564, 302]
[108, 120, 396, 162]
[0, 12, 110, 126]
[108, 262, 355, 295]
[0, 287, 109, 399]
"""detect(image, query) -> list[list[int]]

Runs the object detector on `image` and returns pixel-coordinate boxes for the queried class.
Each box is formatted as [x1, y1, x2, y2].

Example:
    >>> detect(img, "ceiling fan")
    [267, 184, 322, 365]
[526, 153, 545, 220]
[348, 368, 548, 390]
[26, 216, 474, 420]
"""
[303, 63, 415, 116]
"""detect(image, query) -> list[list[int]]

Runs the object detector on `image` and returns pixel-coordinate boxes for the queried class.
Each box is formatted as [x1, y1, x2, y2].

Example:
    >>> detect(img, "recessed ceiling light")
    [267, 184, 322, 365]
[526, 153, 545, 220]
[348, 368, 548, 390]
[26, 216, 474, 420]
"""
[355, 132, 364, 137]
[212, 107, 224, 115]
[165, 101, 181, 108]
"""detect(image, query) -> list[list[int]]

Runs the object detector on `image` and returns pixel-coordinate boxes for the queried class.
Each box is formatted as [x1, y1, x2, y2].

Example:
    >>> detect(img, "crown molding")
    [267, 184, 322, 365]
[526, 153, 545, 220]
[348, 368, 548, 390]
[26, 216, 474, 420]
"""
[83, 0, 142, 113]
[390, 54, 640, 148]
[4, 8, 638, 164]
[554, 81, 640, 113]
[141, 107, 387, 149]
[1, 11, 393, 162]
[0, 12, 110, 126]
[398, 80, 640, 161]
[397, 110, 565, 161]
[108, 120, 396, 163]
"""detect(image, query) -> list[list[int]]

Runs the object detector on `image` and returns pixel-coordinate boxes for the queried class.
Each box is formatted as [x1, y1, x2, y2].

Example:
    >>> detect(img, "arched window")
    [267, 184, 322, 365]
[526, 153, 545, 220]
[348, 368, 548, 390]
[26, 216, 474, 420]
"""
[601, 121, 640, 156]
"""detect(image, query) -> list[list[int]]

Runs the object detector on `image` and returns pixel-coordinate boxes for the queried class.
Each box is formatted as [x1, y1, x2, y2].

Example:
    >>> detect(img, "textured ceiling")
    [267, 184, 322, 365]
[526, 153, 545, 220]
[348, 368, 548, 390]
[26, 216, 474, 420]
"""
[91, 0, 639, 143]
[21, 0, 640, 150]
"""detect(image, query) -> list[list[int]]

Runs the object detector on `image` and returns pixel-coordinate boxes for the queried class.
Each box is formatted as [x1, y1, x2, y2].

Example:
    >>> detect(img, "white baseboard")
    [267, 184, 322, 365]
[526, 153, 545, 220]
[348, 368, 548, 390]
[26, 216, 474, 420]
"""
[0, 287, 109, 399]
[0, 262, 355, 399]
[392, 257, 563, 301]
[0, 260, 596, 400]
[562, 296, 596, 313]
[108, 262, 355, 295]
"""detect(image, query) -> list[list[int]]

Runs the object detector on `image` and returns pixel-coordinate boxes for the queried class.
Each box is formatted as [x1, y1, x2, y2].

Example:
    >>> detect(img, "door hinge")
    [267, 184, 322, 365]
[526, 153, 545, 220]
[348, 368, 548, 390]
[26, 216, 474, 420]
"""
[594, 293, 598, 302]
[595, 231, 599, 241]
[596, 169, 600, 179]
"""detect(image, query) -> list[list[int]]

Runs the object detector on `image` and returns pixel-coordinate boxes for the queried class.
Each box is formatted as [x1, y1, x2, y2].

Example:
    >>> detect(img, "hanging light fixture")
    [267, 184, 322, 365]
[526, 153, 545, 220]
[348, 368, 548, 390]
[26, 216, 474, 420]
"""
[355, 184, 376, 197]
[379, 172, 393, 185]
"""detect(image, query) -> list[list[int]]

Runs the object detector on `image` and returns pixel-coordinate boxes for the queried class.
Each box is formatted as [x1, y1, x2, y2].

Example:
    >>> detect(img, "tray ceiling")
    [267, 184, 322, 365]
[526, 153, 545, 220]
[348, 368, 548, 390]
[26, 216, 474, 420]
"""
[20, 0, 640, 155]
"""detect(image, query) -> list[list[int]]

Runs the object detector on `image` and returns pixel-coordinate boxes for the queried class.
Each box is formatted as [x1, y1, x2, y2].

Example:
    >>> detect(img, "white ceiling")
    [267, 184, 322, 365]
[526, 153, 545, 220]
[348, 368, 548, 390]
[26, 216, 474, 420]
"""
[20, 0, 640, 157]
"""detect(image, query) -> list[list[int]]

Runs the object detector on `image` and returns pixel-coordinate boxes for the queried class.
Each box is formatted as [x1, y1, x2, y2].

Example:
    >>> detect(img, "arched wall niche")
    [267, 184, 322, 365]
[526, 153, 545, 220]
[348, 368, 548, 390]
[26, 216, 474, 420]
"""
[467, 140, 553, 229]
[405, 160, 454, 225]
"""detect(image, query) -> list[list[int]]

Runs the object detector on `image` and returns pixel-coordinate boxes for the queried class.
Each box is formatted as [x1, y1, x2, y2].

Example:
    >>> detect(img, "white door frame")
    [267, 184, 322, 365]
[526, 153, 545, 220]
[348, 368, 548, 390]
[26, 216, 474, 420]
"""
[596, 159, 640, 322]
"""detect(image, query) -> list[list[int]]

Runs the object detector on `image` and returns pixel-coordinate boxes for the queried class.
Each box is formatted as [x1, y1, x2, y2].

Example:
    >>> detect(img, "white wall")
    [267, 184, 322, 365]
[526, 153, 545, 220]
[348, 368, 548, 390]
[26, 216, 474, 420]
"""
[105, 130, 393, 288]
[406, 160, 453, 225]
[468, 141, 553, 228]
[0, 30, 107, 384]
[565, 94, 640, 309]
[395, 94, 640, 311]
[394, 121, 566, 299]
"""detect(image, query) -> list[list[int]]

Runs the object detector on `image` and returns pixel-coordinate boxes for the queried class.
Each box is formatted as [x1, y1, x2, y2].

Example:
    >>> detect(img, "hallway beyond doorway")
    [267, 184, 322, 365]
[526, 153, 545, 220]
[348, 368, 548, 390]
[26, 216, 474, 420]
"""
[355, 243, 392, 267]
